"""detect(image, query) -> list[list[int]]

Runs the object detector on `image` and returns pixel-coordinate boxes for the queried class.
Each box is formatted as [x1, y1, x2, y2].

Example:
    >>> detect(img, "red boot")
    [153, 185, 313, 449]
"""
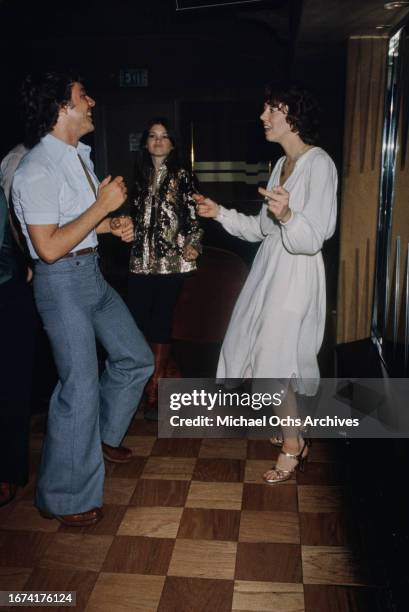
[143, 343, 171, 420]
[165, 352, 182, 378]
[0, 482, 17, 507]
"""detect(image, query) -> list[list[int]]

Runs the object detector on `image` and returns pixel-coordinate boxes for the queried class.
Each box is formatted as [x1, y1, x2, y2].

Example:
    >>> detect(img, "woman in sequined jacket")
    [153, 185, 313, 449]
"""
[127, 118, 202, 418]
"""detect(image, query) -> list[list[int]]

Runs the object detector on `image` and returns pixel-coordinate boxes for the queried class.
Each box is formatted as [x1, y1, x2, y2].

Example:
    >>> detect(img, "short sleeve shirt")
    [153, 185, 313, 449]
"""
[12, 134, 99, 259]
[0, 143, 28, 203]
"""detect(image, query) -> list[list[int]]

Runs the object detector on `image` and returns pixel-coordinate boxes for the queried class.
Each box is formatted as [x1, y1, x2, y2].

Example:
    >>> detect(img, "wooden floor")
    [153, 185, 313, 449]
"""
[0, 412, 384, 612]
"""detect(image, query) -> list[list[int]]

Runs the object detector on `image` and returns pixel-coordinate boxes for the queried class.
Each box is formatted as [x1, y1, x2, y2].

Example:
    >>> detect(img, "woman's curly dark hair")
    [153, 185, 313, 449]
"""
[264, 83, 320, 145]
[136, 117, 182, 188]
[21, 72, 81, 148]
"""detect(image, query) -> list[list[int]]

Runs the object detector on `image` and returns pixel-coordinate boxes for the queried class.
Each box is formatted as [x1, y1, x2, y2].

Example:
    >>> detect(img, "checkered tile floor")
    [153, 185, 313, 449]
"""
[0, 413, 384, 611]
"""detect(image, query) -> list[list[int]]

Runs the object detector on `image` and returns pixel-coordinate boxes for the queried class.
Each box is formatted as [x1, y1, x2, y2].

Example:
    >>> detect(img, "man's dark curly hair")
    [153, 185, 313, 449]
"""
[264, 83, 320, 145]
[21, 72, 81, 148]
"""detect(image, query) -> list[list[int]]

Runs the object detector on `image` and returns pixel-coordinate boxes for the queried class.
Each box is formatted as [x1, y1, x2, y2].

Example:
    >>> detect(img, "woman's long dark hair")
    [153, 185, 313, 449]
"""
[135, 117, 182, 188]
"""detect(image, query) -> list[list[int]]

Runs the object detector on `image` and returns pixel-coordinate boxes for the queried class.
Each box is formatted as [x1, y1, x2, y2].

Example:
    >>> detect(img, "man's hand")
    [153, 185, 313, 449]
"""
[258, 186, 291, 223]
[97, 176, 128, 214]
[193, 193, 220, 218]
[183, 244, 199, 261]
[27, 176, 129, 263]
[110, 216, 134, 243]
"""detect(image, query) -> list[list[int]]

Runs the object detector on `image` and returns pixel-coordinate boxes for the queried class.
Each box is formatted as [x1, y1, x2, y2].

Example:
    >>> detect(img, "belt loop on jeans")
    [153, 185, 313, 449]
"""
[61, 246, 98, 259]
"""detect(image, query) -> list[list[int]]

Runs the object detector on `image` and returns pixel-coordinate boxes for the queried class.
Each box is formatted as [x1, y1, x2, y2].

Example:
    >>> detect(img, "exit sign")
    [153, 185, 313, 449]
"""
[119, 69, 148, 88]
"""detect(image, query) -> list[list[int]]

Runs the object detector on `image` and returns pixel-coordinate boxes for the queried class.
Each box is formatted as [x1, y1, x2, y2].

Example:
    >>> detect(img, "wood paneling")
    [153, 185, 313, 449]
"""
[168, 539, 237, 580]
[1, 428, 384, 610]
[178, 508, 241, 541]
[302, 545, 370, 586]
[337, 37, 388, 342]
[235, 542, 302, 582]
[159, 576, 234, 612]
[86, 572, 165, 612]
[130, 479, 190, 507]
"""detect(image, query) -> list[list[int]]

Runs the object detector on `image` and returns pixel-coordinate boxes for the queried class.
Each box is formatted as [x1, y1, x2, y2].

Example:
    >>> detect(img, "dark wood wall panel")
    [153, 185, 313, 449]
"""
[336, 37, 387, 343]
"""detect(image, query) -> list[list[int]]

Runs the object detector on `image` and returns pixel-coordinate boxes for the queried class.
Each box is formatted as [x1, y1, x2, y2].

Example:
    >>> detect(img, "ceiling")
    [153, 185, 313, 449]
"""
[234, 0, 409, 47]
[298, 0, 409, 42]
[171, 0, 409, 71]
[1, 0, 408, 41]
[1, 0, 408, 82]
[228, 0, 409, 79]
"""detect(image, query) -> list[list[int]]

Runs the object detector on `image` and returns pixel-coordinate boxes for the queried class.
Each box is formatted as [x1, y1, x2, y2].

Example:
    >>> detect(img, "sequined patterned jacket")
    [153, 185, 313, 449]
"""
[129, 165, 203, 275]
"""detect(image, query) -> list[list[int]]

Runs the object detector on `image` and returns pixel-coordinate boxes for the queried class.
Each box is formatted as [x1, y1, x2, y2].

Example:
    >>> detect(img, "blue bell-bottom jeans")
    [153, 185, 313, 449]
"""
[33, 253, 153, 515]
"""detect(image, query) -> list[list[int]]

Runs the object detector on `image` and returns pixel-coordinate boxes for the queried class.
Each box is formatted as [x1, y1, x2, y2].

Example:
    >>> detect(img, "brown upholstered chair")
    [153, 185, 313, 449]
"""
[173, 246, 248, 344]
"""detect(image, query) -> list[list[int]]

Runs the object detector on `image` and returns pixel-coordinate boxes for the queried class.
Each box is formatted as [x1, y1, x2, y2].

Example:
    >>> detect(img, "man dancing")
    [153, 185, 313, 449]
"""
[13, 72, 153, 527]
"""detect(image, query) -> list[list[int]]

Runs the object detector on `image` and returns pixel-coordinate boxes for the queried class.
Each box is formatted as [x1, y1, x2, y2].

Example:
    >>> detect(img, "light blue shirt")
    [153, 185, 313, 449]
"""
[12, 133, 99, 259]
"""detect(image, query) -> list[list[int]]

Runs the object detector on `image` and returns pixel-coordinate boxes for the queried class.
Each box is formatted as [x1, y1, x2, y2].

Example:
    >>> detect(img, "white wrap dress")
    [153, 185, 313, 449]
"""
[215, 147, 337, 392]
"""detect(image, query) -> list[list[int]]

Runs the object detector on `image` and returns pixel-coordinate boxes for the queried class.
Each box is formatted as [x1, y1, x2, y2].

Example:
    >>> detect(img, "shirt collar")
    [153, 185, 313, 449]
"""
[41, 133, 92, 163]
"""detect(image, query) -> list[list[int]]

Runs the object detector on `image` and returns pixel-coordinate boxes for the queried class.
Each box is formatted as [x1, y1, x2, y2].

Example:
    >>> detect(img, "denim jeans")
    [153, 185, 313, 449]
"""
[33, 253, 153, 515]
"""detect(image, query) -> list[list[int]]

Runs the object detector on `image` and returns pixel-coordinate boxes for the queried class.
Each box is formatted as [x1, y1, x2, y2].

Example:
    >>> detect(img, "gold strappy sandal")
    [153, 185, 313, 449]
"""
[263, 439, 310, 484]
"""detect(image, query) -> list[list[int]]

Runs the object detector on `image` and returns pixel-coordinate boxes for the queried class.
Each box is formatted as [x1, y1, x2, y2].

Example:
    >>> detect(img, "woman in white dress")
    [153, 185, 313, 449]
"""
[195, 84, 337, 484]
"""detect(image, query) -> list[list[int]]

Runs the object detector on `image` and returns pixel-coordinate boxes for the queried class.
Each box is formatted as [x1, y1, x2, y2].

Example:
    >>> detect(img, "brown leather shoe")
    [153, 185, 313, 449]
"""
[39, 507, 103, 527]
[0, 482, 17, 507]
[102, 443, 133, 464]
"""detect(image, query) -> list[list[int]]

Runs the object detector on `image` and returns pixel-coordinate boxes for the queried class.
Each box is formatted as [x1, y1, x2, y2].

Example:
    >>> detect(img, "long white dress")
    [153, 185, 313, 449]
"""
[216, 147, 337, 393]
